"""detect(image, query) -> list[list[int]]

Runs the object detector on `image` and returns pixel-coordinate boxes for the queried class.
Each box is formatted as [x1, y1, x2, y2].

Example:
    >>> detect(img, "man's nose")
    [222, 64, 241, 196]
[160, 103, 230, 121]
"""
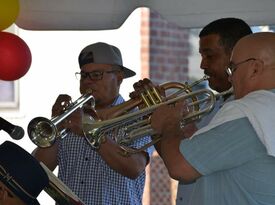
[200, 58, 208, 71]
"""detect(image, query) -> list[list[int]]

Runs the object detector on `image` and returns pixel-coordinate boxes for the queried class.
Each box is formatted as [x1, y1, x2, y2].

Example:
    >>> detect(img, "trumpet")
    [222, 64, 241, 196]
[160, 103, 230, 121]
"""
[120, 87, 233, 153]
[28, 93, 95, 148]
[83, 76, 217, 152]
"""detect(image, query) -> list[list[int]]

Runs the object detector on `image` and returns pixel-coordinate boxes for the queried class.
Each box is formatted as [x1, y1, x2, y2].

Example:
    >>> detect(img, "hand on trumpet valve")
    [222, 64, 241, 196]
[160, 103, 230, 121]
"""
[151, 100, 189, 138]
[129, 78, 165, 109]
[51, 94, 84, 136]
[52, 94, 73, 117]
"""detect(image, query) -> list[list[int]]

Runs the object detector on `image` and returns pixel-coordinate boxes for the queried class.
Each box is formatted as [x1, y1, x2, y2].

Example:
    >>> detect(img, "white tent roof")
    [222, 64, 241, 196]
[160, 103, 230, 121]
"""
[16, 0, 275, 30]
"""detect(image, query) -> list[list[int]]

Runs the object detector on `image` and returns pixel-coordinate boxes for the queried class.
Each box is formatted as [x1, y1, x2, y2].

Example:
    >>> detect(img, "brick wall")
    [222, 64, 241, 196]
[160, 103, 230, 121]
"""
[140, 8, 190, 205]
[141, 9, 190, 84]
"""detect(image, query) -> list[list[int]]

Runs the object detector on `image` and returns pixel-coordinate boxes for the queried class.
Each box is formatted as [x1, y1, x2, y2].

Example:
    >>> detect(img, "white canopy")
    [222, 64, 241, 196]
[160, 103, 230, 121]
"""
[16, 0, 275, 30]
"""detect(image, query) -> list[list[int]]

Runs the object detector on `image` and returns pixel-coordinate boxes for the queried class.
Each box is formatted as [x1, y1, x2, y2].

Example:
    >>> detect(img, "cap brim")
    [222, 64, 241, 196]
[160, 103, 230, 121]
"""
[121, 66, 136, 79]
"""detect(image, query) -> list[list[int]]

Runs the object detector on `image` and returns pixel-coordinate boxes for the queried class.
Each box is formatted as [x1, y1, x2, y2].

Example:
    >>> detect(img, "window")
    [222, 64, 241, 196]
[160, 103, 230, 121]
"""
[0, 25, 20, 109]
[0, 80, 19, 108]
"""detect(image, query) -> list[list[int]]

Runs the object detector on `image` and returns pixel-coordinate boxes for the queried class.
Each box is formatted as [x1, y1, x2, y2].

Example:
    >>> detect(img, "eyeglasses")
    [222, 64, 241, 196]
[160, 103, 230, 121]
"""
[226, 58, 256, 76]
[75, 69, 119, 81]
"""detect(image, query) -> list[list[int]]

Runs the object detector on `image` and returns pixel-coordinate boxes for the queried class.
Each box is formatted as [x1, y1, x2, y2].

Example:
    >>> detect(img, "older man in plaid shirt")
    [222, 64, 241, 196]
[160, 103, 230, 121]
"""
[33, 42, 153, 205]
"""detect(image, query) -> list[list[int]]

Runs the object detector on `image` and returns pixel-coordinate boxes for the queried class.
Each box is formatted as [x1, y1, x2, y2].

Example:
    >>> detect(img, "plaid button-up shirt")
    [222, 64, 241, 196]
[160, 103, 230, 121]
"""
[58, 95, 153, 205]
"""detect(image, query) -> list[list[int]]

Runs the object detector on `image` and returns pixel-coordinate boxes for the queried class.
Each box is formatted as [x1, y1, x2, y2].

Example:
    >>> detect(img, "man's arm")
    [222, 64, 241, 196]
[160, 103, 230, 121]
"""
[151, 101, 202, 183]
[32, 143, 59, 171]
[97, 138, 149, 179]
[32, 94, 72, 172]
[160, 132, 201, 183]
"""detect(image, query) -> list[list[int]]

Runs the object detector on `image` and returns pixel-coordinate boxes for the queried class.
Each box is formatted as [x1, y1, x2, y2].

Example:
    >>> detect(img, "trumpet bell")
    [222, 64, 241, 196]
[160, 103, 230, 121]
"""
[28, 117, 59, 148]
[28, 93, 95, 148]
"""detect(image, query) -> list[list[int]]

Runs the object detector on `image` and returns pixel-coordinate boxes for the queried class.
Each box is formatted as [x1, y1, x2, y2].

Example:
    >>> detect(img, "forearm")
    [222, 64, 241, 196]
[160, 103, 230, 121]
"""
[32, 144, 58, 171]
[159, 122, 201, 183]
[98, 137, 148, 179]
[160, 136, 183, 178]
[153, 122, 197, 157]
[160, 136, 201, 183]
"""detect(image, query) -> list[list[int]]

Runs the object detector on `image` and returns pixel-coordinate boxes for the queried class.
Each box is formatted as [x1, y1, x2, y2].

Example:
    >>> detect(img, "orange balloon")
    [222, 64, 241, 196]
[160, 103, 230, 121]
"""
[0, 31, 32, 81]
[0, 0, 20, 30]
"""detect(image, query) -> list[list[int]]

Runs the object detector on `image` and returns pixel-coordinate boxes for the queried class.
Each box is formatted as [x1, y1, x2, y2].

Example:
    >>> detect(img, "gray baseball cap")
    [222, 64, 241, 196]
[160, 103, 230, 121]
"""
[78, 42, 136, 79]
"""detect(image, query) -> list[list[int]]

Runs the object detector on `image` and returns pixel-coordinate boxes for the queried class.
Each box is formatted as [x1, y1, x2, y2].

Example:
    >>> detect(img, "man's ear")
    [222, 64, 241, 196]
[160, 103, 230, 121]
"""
[250, 59, 264, 79]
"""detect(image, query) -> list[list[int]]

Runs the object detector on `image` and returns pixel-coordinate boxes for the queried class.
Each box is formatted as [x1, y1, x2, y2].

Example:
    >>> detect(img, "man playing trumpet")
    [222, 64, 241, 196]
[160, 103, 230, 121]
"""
[131, 17, 252, 204]
[150, 32, 275, 204]
[32, 42, 153, 205]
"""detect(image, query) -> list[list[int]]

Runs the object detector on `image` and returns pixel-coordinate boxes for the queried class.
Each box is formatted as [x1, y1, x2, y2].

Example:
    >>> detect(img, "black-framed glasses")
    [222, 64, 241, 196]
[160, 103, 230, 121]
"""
[75, 69, 119, 81]
[226, 58, 256, 76]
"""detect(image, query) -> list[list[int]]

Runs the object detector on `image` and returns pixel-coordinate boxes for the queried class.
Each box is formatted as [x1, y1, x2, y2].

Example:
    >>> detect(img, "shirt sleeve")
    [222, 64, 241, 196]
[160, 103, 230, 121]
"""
[180, 117, 267, 175]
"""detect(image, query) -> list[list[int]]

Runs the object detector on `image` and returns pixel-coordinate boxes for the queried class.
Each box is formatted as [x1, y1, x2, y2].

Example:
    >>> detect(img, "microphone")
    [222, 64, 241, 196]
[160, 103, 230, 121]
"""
[0, 117, 24, 140]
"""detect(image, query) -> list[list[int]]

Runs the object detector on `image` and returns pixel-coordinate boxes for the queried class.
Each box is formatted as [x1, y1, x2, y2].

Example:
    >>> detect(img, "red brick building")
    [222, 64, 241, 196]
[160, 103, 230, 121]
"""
[140, 8, 190, 205]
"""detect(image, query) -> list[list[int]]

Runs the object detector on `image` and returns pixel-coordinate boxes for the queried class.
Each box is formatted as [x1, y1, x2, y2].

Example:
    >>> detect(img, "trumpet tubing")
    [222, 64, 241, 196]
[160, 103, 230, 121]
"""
[122, 89, 216, 145]
[28, 93, 95, 148]
[123, 87, 234, 154]
[83, 76, 212, 151]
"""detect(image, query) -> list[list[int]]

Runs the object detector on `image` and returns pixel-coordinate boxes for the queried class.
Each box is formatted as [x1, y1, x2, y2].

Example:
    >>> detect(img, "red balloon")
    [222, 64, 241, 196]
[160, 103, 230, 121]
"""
[0, 31, 32, 81]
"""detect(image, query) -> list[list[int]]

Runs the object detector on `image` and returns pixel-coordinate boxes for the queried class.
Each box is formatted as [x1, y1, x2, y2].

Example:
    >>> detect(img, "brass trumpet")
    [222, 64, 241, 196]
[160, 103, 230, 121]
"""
[83, 76, 215, 152]
[120, 87, 233, 153]
[28, 93, 95, 148]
